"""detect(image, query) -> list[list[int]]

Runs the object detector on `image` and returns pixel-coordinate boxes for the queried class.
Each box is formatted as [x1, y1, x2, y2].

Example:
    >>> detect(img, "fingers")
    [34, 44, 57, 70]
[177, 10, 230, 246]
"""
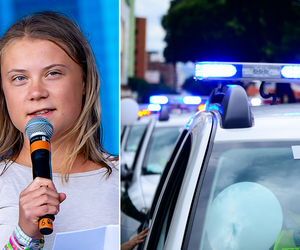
[18, 177, 66, 239]
[20, 184, 60, 214]
[21, 189, 59, 214]
[134, 227, 149, 241]
[24, 177, 57, 192]
[139, 227, 150, 235]
[59, 192, 67, 203]
[124, 227, 150, 249]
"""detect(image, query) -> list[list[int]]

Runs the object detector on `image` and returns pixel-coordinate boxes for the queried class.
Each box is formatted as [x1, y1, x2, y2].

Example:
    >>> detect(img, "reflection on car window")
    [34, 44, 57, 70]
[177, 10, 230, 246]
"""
[142, 127, 182, 175]
[125, 124, 147, 152]
[146, 135, 192, 250]
[187, 141, 300, 250]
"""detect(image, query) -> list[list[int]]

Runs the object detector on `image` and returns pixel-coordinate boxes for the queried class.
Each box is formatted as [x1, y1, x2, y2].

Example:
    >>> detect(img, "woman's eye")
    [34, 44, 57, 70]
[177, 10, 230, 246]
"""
[13, 76, 26, 81]
[48, 71, 60, 76]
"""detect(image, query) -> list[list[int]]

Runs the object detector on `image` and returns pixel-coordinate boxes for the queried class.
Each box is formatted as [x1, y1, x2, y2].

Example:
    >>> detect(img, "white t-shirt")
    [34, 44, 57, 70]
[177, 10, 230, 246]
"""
[0, 160, 119, 250]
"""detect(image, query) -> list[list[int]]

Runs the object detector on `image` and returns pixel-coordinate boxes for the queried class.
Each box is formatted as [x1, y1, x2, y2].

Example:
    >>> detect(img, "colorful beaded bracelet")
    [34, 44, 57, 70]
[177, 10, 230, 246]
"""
[13, 225, 44, 250]
[4, 225, 44, 250]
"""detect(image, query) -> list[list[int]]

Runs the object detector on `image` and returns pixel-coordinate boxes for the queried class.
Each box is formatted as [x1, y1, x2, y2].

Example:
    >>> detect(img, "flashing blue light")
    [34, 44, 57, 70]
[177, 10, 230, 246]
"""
[283, 112, 300, 116]
[281, 66, 300, 78]
[149, 95, 169, 104]
[148, 104, 161, 111]
[195, 63, 237, 78]
[183, 96, 201, 105]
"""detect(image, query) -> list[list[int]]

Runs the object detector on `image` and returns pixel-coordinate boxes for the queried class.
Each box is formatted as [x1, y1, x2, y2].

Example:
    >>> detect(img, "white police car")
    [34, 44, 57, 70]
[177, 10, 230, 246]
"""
[121, 96, 201, 172]
[121, 115, 152, 171]
[121, 105, 195, 244]
[139, 62, 300, 250]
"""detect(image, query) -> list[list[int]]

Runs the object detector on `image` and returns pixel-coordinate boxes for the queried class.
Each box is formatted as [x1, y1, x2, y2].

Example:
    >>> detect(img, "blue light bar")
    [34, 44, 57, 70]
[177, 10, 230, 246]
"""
[149, 95, 169, 104]
[183, 96, 202, 105]
[194, 62, 300, 83]
[281, 66, 300, 78]
[195, 63, 237, 78]
[148, 104, 161, 111]
[283, 112, 300, 116]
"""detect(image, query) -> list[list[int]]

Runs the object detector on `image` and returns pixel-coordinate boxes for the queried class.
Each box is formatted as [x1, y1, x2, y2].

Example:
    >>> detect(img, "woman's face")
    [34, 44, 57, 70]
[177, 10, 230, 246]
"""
[1, 37, 85, 142]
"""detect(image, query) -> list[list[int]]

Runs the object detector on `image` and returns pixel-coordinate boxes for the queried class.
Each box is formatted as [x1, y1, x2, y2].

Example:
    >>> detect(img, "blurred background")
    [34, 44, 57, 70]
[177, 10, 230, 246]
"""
[121, 0, 300, 107]
[0, 0, 119, 155]
[121, 1, 300, 245]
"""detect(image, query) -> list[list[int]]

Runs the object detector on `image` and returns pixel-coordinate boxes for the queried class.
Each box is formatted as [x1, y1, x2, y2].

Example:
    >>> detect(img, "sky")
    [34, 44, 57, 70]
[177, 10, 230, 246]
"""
[135, 0, 171, 61]
[134, 0, 195, 86]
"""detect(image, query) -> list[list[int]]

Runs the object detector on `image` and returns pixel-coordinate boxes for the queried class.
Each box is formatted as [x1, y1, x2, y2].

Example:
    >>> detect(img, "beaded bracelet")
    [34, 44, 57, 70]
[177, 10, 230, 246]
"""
[13, 225, 44, 250]
[4, 225, 44, 250]
[8, 235, 30, 250]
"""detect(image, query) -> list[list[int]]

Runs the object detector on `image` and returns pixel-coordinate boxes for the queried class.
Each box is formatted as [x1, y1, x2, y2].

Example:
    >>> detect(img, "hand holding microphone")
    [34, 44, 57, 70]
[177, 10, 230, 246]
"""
[22, 117, 64, 235]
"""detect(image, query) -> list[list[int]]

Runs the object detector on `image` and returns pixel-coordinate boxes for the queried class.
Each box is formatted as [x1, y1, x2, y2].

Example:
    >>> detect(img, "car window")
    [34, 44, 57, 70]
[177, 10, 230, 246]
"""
[142, 126, 182, 175]
[186, 140, 300, 250]
[125, 124, 147, 152]
[146, 135, 192, 249]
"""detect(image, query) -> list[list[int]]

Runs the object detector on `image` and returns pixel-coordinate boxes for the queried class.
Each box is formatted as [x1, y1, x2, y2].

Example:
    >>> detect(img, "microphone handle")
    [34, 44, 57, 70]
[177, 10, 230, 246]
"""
[39, 215, 55, 235]
[31, 136, 54, 235]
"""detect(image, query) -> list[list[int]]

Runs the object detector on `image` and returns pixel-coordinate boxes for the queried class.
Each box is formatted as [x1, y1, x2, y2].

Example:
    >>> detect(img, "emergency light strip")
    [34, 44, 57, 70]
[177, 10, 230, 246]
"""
[183, 96, 202, 105]
[194, 62, 300, 82]
[150, 96, 169, 104]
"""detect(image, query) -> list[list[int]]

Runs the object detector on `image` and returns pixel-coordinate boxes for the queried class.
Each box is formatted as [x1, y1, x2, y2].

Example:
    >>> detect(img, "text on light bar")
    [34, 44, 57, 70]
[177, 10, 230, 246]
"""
[149, 95, 169, 104]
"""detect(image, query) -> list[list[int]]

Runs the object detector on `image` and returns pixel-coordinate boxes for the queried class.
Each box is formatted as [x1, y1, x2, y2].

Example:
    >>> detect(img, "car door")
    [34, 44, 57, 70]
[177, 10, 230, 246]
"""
[142, 111, 216, 250]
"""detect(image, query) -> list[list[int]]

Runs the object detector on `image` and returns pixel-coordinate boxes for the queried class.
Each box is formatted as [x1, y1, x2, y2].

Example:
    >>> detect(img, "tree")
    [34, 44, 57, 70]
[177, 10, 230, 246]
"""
[182, 76, 219, 96]
[162, 0, 300, 63]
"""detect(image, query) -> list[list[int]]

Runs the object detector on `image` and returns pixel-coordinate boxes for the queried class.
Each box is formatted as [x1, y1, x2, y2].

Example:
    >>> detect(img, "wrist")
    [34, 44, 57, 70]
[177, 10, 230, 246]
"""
[12, 225, 44, 250]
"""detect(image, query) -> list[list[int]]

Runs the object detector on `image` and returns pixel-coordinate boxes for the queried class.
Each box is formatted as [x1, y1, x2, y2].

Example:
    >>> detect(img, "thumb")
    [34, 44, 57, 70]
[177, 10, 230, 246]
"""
[59, 193, 67, 203]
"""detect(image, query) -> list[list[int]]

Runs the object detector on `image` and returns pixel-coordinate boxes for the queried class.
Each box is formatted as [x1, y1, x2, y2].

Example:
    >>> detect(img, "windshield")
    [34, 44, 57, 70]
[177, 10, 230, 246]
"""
[187, 140, 300, 250]
[125, 124, 147, 152]
[142, 126, 182, 175]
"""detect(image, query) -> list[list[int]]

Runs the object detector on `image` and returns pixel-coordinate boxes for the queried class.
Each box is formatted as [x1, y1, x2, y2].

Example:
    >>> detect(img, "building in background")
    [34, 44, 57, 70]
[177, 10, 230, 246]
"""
[134, 17, 146, 79]
[121, 0, 137, 99]
[127, 0, 136, 79]
[121, 0, 130, 86]
[0, 0, 119, 155]
[146, 52, 176, 86]
[120, 0, 179, 101]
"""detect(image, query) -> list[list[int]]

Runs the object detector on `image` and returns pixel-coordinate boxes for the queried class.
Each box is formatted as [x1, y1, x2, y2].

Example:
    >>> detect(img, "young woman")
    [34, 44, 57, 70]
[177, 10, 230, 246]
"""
[0, 11, 119, 250]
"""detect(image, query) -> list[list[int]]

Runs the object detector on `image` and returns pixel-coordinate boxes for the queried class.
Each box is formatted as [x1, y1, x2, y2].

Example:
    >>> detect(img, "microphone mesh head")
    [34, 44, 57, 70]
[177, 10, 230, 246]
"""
[25, 117, 54, 140]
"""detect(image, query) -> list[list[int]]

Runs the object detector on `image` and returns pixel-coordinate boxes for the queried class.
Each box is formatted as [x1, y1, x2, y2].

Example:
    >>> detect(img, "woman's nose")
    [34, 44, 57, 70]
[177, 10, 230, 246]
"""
[28, 81, 49, 101]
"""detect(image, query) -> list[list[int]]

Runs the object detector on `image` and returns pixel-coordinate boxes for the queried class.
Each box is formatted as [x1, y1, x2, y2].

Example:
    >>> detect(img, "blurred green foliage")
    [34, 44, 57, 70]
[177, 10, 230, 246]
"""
[162, 0, 300, 63]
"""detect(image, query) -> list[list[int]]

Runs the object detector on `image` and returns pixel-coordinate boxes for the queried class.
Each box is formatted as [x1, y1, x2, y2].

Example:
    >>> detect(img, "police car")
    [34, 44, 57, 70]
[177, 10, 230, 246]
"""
[121, 96, 203, 171]
[138, 62, 300, 250]
[121, 114, 152, 171]
[121, 101, 197, 244]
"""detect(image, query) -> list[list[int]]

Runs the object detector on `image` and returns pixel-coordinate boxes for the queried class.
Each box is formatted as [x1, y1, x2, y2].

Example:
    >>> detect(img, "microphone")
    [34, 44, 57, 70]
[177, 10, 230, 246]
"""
[25, 116, 54, 235]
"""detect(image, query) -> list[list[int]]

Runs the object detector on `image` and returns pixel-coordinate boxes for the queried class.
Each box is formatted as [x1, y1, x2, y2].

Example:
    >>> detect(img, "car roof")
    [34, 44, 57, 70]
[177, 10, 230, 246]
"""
[154, 113, 194, 127]
[133, 112, 193, 127]
[214, 103, 300, 142]
[132, 115, 155, 125]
